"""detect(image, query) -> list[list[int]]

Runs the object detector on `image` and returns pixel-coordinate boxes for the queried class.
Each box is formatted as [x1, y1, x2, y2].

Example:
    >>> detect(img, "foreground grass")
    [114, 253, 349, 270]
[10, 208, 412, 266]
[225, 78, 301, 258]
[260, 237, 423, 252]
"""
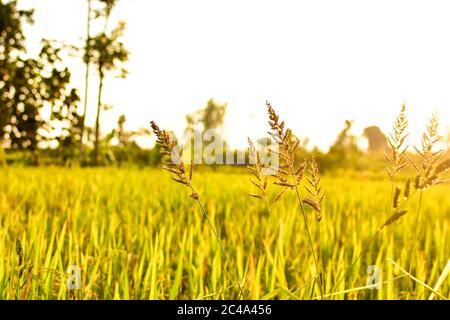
[0, 167, 449, 299]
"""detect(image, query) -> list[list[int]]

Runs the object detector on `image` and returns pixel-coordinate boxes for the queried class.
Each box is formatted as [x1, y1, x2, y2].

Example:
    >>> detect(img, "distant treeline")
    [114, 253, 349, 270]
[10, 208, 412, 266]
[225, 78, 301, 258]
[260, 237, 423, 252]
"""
[1, 1, 448, 170]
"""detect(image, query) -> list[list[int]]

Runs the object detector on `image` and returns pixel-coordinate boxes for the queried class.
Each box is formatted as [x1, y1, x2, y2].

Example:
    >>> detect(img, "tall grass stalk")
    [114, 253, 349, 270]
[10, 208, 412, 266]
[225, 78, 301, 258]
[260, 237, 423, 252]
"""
[292, 177, 324, 299]
[331, 104, 410, 295]
[248, 138, 288, 289]
[189, 184, 246, 299]
[407, 113, 446, 290]
[151, 121, 246, 299]
[265, 102, 325, 299]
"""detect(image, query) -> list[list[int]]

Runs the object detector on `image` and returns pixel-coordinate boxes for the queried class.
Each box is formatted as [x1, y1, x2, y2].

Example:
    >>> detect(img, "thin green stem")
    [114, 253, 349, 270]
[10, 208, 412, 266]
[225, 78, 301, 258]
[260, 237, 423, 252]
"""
[263, 195, 288, 288]
[389, 258, 448, 300]
[316, 219, 324, 291]
[330, 227, 382, 295]
[408, 190, 423, 292]
[331, 184, 422, 297]
[388, 177, 396, 213]
[291, 173, 324, 300]
[330, 174, 401, 295]
[189, 185, 246, 299]
[316, 274, 408, 300]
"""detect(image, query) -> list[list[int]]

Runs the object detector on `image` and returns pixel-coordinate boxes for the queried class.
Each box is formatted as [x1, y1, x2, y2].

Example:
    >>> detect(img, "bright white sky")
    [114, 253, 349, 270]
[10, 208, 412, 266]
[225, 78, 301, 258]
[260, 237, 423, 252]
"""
[19, 0, 450, 150]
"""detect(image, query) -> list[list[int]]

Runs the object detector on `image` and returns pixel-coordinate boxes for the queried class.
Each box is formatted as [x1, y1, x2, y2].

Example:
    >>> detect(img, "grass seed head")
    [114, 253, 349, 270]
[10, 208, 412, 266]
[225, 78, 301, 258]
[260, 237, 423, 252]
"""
[248, 137, 290, 208]
[16, 238, 24, 277]
[403, 178, 411, 200]
[435, 159, 450, 175]
[266, 101, 309, 186]
[385, 104, 409, 181]
[410, 113, 449, 190]
[392, 186, 401, 209]
[383, 209, 408, 228]
[303, 157, 326, 221]
[151, 121, 191, 188]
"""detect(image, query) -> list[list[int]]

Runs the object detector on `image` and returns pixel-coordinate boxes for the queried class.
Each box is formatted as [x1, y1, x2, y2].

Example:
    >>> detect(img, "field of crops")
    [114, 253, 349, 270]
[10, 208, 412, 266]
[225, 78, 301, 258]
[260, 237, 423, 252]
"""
[0, 167, 449, 300]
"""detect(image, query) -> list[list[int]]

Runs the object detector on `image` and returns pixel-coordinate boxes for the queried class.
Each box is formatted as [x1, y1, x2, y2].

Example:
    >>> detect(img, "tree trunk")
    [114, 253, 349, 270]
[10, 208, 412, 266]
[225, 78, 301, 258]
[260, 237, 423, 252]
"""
[94, 71, 104, 166]
[78, 0, 92, 165]
[0, 146, 6, 167]
[32, 149, 40, 167]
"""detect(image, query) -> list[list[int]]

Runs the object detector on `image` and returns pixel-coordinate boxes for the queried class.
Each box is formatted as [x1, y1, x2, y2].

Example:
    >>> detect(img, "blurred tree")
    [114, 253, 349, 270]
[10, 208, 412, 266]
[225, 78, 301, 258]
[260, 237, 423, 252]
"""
[40, 40, 82, 165]
[116, 114, 127, 145]
[52, 85, 82, 165]
[0, 145, 5, 166]
[363, 126, 387, 152]
[202, 99, 227, 131]
[79, 0, 119, 164]
[327, 120, 361, 169]
[185, 99, 228, 132]
[184, 114, 195, 137]
[10, 41, 80, 165]
[98, 114, 151, 167]
[79, 0, 93, 163]
[330, 120, 358, 152]
[0, 1, 33, 146]
[87, 21, 128, 165]
[200, 99, 227, 165]
[1, 2, 80, 165]
[183, 99, 228, 166]
[114, 114, 130, 167]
